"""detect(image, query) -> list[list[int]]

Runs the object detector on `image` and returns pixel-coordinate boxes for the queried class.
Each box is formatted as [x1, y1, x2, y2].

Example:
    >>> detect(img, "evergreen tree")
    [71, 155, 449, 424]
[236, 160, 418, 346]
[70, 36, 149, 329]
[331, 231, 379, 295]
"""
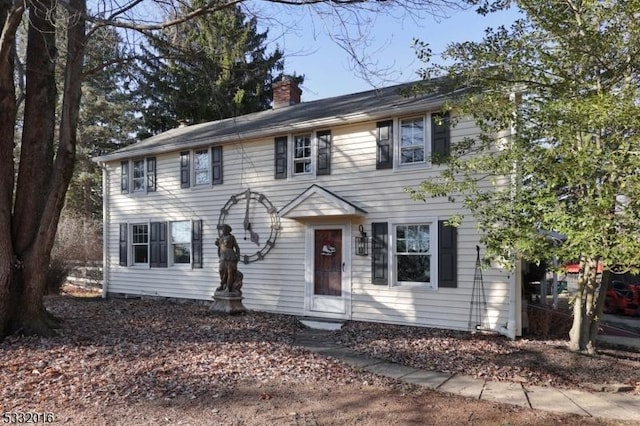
[135, 2, 286, 135]
[66, 27, 142, 220]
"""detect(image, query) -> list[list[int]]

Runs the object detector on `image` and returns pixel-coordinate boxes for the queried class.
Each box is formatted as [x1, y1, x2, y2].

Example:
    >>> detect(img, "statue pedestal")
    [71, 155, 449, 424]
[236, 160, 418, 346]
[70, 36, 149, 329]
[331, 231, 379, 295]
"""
[211, 290, 247, 314]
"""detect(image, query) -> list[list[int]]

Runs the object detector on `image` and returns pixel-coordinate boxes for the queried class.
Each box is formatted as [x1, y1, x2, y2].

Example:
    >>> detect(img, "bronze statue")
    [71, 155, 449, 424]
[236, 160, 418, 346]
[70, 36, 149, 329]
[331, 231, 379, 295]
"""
[216, 224, 241, 293]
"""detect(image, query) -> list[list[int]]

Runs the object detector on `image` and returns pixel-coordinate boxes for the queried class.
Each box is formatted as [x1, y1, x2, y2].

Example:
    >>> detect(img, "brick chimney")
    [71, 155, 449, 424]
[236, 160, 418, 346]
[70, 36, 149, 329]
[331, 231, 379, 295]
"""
[272, 76, 302, 109]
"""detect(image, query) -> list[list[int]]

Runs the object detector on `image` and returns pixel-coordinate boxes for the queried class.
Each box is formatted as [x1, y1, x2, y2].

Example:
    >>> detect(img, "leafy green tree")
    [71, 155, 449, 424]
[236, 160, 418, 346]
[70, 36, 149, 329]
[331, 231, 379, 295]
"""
[410, 0, 640, 353]
[135, 2, 285, 135]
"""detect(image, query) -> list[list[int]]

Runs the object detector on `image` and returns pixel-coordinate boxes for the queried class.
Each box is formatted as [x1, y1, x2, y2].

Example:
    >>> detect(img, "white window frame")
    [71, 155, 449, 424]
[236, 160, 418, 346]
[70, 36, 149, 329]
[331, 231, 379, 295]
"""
[170, 220, 192, 266]
[390, 218, 438, 289]
[292, 133, 314, 176]
[123, 158, 155, 194]
[394, 114, 432, 170]
[131, 159, 146, 192]
[131, 223, 150, 266]
[193, 149, 211, 186]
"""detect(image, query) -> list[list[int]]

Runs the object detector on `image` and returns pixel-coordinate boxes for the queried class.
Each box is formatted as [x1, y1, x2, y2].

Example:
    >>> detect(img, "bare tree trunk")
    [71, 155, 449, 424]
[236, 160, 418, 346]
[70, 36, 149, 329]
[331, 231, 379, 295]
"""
[569, 256, 604, 353]
[0, 0, 85, 337]
[587, 269, 610, 354]
[568, 257, 587, 351]
[0, 1, 23, 336]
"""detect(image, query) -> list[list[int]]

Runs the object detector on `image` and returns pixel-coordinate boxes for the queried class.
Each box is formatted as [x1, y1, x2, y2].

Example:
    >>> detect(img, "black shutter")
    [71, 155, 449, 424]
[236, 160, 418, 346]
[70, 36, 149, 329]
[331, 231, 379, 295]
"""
[431, 112, 451, 163]
[438, 220, 457, 288]
[371, 222, 389, 285]
[180, 151, 190, 188]
[120, 161, 129, 193]
[149, 222, 167, 268]
[212, 146, 223, 185]
[119, 223, 128, 266]
[274, 136, 288, 179]
[192, 219, 203, 269]
[316, 130, 331, 175]
[146, 157, 156, 192]
[376, 120, 393, 169]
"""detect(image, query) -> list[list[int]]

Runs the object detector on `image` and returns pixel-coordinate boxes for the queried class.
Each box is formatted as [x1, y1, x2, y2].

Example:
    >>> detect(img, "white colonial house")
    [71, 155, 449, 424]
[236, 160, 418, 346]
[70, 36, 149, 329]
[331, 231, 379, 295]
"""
[93, 79, 523, 338]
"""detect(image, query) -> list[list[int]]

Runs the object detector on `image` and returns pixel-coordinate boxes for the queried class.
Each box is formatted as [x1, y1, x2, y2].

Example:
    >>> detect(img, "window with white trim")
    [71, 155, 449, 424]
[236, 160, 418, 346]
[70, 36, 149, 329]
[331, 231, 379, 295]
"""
[132, 224, 149, 265]
[119, 220, 203, 269]
[399, 117, 426, 165]
[121, 157, 156, 193]
[180, 147, 223, 188]
[273, 130, 332, 179]
[376, 111, 450, 170]
[171, 221, 192, 264]
[194, 150, 210, 185]
[371, 219, 457, 288]
[293, 134, 312, 175]
[395, 223, 433, 285]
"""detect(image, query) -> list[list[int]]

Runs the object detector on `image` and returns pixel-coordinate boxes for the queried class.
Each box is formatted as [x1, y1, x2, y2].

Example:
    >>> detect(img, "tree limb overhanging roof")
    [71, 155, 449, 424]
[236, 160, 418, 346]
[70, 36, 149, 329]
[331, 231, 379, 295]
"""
[93, 81, 445, 163]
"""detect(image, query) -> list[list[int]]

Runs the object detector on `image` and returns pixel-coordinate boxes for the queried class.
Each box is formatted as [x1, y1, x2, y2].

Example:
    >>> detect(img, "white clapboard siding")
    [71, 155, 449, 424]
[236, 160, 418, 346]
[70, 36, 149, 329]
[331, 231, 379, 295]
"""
[102, 113, 516, 334]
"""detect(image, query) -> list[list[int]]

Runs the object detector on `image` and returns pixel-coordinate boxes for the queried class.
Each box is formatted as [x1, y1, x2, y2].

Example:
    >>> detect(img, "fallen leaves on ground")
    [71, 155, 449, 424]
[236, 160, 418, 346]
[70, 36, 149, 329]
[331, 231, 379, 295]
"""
[334, 321, 640, 391]
[0, 292, 638, 425]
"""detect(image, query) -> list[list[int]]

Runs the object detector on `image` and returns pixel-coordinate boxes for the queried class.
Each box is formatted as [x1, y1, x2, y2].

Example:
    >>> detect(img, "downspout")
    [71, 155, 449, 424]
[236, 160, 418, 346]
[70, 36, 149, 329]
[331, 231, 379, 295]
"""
[100, 163, 109, 298]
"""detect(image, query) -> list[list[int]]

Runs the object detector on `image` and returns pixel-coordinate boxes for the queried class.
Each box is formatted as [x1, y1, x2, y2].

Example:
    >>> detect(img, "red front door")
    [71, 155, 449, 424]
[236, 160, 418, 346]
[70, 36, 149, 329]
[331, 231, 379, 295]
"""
[314, 229, 342, 296]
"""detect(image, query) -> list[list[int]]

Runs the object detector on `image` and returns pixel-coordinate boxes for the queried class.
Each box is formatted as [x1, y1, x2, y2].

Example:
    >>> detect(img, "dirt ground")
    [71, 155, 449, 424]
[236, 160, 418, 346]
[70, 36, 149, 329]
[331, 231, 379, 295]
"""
[0, 289, 638, 425]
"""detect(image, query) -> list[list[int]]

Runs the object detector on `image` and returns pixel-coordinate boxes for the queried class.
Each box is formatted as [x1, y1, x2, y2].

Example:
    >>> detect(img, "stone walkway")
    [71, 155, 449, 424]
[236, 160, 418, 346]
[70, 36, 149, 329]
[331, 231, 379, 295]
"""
[294, 329, 640, 423]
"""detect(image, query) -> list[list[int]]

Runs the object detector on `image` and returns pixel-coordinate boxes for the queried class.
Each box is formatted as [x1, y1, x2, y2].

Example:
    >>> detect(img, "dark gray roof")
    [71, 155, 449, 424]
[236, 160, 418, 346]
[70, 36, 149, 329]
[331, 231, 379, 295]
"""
[94, 80, 445, 162]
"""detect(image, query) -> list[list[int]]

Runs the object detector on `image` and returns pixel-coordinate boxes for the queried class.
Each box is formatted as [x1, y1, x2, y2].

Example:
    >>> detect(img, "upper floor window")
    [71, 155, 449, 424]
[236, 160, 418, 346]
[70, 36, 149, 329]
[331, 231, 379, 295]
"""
[121, 157, 156, 194]
[274, 130, 331, 179]
[400, 117, 426, 165]
[293, 134, 312, 175]
[376, 111, 450, 170]
[194, 150, 210, 185]
[180, 146, 223, 188]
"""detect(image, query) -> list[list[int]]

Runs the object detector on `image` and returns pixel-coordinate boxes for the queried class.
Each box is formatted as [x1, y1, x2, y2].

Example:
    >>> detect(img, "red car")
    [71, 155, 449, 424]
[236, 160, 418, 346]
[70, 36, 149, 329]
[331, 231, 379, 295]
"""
[604, 281, 640, 316]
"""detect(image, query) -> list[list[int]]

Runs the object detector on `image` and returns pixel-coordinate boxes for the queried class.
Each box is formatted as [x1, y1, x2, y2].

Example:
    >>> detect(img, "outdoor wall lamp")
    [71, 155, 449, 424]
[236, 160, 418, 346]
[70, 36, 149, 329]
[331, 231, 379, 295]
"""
[355, 224, 369, 256]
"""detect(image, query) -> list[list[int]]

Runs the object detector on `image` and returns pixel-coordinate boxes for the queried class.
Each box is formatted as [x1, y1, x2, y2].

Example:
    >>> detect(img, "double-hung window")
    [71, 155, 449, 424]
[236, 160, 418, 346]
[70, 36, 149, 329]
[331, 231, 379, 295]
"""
[171, 221, 192, 264]
[274, 130, 332, 179]
[376, 111, 450, 170]
[121, 157, 156, 193]
[371, 219, 457, 289]
[119, 220, 203, 268]
[132, 224, 149, 265]
[395, 224, 432, 285]
[399, 117, 426, 165]
[194, 150, 210, 185]
[180, 147, 223, 188]
[293, 134, 312, 175]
